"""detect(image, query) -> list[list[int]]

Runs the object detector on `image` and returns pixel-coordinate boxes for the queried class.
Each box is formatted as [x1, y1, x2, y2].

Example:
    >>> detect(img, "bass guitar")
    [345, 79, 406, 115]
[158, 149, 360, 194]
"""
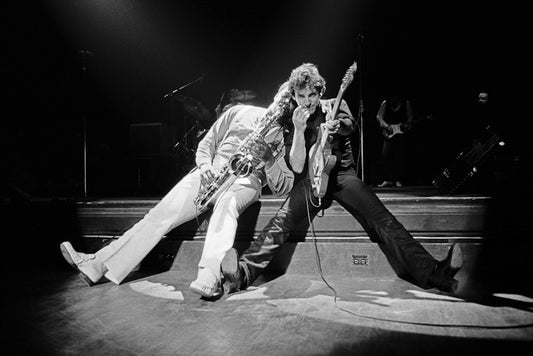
[308, 62, 357, 201]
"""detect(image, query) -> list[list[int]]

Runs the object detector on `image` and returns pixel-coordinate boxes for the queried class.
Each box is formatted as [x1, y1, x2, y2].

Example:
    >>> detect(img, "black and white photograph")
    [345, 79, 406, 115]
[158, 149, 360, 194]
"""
[2, 1, 531, 355]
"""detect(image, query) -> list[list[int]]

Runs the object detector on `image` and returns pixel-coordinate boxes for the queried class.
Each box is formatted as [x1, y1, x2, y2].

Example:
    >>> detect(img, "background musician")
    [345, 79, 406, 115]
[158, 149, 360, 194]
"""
[375, 94, 414, 187]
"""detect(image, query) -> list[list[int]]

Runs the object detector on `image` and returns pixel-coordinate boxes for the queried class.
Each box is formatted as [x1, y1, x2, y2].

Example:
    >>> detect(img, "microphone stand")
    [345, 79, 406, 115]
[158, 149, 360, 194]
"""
[356, 35, 365, 182]
[173, 121, 198, 155]
[79, 50, 92, 198]
[162, 74, 205, 143]
[163, 74, 205, 177]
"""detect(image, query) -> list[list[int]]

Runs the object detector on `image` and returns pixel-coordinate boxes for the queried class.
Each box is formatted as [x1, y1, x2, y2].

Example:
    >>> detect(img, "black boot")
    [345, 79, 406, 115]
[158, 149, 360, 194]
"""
[221, 248, 248, 293]
[430, 243, 463, 294]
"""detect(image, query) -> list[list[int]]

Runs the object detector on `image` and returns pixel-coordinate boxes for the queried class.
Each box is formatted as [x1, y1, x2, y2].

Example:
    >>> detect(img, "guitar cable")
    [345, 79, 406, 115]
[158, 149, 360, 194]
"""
[302, 178, 528, 329]
[303, 179, 339, 303]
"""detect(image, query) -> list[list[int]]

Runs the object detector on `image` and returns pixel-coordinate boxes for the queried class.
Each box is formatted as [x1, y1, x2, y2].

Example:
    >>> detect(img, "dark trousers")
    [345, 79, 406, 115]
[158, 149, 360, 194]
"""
[381, 135, 407, 182]
[240, 166, 437, 289]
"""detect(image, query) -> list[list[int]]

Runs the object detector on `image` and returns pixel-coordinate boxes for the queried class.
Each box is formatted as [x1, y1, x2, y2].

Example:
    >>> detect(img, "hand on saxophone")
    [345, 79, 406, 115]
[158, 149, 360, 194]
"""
[249, 137, 275, 169]
[199, 163, 216, 185]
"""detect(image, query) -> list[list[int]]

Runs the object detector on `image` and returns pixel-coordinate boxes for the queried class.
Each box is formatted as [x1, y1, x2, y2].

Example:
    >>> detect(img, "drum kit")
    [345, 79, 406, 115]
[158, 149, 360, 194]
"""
[162, 72, 257, 161]
[174, 94, 213, 124]
[175, 89, 256, 123]
[171, 89, 256, 162]
[227, 89, 256, 102]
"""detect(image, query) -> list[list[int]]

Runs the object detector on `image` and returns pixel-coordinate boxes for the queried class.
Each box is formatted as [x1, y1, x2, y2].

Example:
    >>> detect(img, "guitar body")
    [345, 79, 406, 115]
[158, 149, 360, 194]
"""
[383, 114, 433, 139]
[315, 149, 337, 197]
[383, 123, 405, 139]
[308, 62, 357, 200]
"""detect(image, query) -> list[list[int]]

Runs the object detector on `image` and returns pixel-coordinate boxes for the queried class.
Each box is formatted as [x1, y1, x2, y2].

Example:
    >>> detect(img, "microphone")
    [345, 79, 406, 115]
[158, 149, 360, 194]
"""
[163, 74, 206, 98]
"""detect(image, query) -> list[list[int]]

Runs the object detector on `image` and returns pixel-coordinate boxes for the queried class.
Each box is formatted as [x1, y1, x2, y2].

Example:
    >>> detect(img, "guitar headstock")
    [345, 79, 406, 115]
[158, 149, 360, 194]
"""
[340, 61, 357, 92]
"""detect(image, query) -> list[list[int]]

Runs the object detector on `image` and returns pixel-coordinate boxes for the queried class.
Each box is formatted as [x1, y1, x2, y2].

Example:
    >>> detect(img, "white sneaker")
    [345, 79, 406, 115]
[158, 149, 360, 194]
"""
[378, 181, 393, 188]
[189, 268, 222, 298]
[60, 241, 106, 286]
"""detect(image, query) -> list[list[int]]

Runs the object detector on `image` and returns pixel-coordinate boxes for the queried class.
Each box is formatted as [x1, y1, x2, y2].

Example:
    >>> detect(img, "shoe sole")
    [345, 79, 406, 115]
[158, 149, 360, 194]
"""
[189, 282, 222, 299]
[60, 242, 95, 286]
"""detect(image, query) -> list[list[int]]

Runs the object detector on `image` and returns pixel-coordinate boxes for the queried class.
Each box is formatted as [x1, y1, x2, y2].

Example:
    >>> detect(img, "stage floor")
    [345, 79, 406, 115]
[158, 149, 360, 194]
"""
[2, 186, 532, 355]
[3, 261, 532, 356]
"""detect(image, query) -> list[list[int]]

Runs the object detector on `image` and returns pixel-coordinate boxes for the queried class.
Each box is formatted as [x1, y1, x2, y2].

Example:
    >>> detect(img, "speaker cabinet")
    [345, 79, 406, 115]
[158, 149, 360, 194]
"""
[129, 122, 169, 157]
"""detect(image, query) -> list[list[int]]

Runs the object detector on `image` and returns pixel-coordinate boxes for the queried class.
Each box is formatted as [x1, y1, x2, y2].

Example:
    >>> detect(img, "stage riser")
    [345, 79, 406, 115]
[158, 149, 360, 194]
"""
[76, 198, 491, 239]
[170, 241, 473, 277]
[82, 239, 532, 287]
[73, 192, 518, 282]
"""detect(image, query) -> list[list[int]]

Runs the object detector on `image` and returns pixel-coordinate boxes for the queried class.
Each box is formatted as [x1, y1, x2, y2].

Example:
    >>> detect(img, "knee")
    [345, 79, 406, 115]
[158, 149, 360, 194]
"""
[373, 214, 405, 238]
[266, 214, 294, 237]
[377, 216, 397, 229]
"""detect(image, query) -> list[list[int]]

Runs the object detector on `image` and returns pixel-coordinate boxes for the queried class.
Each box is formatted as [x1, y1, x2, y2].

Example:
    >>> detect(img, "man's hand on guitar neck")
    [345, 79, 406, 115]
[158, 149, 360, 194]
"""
[325, 118, 341, 134]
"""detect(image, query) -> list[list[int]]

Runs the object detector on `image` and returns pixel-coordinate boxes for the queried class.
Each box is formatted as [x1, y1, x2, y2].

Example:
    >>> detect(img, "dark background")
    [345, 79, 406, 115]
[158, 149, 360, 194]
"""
[2, 0, 527, 198]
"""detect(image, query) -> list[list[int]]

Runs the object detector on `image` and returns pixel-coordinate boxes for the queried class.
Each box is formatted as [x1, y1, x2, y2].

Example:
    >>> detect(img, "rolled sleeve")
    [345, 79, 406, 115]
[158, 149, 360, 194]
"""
[336, 99, 355, 136]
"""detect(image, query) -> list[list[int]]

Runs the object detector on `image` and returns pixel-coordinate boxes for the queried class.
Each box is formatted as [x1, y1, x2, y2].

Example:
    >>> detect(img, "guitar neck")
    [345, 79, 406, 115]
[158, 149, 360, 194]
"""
[328, 88, 345, 122]
[326, 61, 356, 123]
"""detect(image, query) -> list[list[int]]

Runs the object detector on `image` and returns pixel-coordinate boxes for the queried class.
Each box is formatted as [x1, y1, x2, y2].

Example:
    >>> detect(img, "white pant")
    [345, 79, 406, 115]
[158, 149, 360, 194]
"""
[95, 169, 260, 284]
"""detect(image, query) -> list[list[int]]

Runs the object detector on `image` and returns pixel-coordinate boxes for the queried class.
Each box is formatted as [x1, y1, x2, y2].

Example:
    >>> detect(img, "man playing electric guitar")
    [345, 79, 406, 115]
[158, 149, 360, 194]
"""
[222, 63, 464, 297]
[308, 62, 357, 203]
[376, 95, 413, 187]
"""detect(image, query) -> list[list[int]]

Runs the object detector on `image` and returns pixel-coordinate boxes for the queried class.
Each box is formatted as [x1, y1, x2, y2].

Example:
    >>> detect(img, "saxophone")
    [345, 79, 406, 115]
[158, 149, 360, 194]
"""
[194, 89, 292, 211]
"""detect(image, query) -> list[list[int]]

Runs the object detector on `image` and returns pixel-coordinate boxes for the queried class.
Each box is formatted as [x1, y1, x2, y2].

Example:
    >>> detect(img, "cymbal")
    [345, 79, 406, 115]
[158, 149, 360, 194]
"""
[175, 95, 212, 123]
[230, 89, 256, 101]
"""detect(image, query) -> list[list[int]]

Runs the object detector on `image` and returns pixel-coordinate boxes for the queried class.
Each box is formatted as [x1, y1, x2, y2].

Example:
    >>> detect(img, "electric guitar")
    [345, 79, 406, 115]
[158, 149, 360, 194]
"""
[308, 62, 357, 200]
[382, 114, 433, 139]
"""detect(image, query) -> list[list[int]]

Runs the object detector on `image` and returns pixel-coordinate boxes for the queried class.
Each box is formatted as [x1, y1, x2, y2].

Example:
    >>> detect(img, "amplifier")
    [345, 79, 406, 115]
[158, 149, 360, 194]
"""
[129, 122, 169, 157]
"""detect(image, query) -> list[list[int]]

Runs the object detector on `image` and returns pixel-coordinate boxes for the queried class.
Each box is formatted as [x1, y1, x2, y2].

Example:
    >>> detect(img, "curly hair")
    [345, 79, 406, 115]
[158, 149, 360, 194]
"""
[287, 63, 326, 96]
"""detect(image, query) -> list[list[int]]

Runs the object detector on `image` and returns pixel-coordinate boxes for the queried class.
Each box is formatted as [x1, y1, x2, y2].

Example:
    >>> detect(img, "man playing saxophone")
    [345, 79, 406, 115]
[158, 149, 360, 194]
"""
[59, 90, 294, 299]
